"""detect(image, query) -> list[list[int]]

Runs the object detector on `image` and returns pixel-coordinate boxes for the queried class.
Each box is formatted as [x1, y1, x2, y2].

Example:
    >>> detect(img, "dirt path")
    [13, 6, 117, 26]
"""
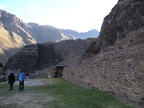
[15, 79, 47, 86]
[0, 79, 55, 108]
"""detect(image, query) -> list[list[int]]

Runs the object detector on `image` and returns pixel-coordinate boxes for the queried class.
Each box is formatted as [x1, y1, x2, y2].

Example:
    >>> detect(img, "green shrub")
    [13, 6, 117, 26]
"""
[86, 41, 102, 54]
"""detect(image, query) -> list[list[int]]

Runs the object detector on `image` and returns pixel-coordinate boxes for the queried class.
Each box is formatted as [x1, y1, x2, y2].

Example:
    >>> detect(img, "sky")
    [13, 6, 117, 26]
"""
[0, 0, 118, 32]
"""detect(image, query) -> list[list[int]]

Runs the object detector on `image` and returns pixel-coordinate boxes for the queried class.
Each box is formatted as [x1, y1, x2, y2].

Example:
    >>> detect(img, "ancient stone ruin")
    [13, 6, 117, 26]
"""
[3, 0, 144, 106]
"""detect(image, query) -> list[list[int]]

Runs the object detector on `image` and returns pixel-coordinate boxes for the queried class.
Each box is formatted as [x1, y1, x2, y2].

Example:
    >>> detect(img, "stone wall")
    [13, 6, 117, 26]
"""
[63, 33, 144, 104]
[4, 44, 39, 72]
[47, 67, 55, 78]
[36, 42, 63, 69]
[62, 1, 144, 104]
[4, 39, 89, 73]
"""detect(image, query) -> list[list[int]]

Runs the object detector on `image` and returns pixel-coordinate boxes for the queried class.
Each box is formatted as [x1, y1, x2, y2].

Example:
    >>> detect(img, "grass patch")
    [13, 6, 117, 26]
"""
[0, 79, 132, 108]
[0, 82, 19, 93]
[48, 79, 132, 108]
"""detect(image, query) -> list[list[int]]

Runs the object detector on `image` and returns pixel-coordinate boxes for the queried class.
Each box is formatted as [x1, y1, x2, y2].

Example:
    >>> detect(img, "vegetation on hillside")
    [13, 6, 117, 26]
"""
[85, 41, 102, 54]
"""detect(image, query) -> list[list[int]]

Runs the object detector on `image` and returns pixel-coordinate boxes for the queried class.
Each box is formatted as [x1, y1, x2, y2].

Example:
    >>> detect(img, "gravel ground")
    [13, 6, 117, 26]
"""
[15, 79, 47, 86]
[0, 79, 55, 108]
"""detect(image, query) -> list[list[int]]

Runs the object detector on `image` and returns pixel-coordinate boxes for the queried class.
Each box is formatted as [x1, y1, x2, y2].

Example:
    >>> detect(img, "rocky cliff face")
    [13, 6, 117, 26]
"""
[94, 0, 144, 52]
[63, 0, 144, 106]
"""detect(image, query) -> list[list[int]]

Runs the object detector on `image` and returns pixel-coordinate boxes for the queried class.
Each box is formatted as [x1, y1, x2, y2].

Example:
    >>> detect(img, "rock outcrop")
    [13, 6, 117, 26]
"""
[95, 0, 144, 52]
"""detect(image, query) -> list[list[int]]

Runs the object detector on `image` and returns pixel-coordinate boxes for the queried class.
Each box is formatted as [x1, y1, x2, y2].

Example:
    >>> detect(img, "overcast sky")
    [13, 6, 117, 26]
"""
[0, 0, 118, 32]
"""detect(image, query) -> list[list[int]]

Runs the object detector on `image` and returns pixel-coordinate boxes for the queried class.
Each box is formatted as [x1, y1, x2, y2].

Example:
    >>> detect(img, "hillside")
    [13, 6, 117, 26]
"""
[0, 9, 76, 64]
[0, 9, 99, 64]
[0, 9, 36, 65]
[28, 23, 75, 43]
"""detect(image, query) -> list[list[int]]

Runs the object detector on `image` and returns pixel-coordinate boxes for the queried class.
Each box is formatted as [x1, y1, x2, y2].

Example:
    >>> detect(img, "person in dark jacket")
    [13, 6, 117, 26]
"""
[8, 71, 15, 91]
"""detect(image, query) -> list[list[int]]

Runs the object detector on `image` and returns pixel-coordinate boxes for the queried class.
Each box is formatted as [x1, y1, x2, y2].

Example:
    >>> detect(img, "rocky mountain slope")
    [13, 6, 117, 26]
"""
[92, 0, 144, 53]
[28, 23, 75, 43]
[0, 9, 36, 65]
[0, 9, 76, 64]
[0, 9, 99, 64]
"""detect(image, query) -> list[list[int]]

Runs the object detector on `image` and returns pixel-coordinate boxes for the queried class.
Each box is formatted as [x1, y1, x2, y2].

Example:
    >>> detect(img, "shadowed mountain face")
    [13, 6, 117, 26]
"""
[0, 9, 99, 64]
[93, 0, 144, 52]
[0, 9, 36, 65]
[0, 9, 75, 64]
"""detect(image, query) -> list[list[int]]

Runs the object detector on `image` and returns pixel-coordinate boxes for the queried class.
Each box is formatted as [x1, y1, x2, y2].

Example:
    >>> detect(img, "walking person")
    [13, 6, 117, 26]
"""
[25, 72, 29, 80]
[8, 71, 15, 91]
[19, 70, 24, 92]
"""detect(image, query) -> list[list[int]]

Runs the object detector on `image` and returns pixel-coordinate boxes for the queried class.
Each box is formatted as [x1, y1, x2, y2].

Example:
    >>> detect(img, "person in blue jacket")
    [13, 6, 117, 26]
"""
[19, 70, 24, 92]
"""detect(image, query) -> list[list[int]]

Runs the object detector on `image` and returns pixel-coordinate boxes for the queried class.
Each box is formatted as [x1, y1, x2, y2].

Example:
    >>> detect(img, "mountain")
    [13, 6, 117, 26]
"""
[0, 9, 36, 65]
[28, 23, 76, 43]
[0, 9, 99, 65]
[62, 29, 99, 39]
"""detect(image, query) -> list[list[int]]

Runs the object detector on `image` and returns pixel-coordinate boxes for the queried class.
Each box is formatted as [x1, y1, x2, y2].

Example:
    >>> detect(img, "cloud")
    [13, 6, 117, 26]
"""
[0, 3, 7, 9]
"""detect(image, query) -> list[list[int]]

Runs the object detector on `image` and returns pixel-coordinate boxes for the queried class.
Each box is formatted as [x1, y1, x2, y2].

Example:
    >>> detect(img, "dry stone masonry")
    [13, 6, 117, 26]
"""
[63, 0, 144, 105]
[63, 41, 144, 104]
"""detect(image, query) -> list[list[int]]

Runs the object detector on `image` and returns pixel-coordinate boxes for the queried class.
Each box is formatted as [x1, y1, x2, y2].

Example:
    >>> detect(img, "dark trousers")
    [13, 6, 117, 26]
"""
[9, 82, 14, 91]
[19, 81, 24, 92]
